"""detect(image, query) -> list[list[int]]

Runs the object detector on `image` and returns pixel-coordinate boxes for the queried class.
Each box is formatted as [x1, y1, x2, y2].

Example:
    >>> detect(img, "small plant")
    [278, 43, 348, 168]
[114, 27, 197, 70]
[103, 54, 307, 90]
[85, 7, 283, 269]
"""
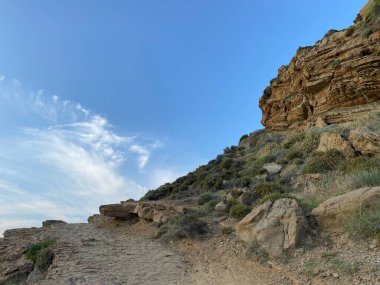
[299, 199, 320, 213]
[304, 259, 320, 277]
[344, 206, 380, 241]
[245, 238, 268, 263]
[258, 192, 292, 205]
[254, 182, 284, 197]
[229, 203, 251, 219]
[303, 150, 345, 174]
[221, 226, 234, 235]
[25, 240, 55, 263]
[348, 168, 380, 189]
[155, 212, 207, 242]
[332, 58, 342, 67]
[340, 156, 380, 174]
[198, 192, 214, 205]
[35, 248, 55, 272]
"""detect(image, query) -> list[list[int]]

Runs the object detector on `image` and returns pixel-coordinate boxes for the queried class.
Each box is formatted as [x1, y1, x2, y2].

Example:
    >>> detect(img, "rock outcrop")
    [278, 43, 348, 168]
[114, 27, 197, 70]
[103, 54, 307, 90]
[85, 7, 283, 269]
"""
[259, 0, 380, 130]
[312, 186, 380, 234]
[316, 132, 355, 157]
[94, 200, 191, 224]
[235, 198, 311, 257]
[348, 127, 380, 155]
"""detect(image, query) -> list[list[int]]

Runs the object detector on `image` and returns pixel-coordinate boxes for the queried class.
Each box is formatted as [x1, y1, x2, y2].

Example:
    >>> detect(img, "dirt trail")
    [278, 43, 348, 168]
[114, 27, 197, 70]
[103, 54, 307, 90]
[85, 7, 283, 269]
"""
[23, 221, 297, 285]
[35, 223, 192, 285]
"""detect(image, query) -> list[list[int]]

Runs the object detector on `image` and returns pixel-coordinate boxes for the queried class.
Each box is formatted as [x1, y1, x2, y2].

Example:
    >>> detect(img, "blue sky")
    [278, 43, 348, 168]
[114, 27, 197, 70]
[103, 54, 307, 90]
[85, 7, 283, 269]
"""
[0, 0, 366, 235]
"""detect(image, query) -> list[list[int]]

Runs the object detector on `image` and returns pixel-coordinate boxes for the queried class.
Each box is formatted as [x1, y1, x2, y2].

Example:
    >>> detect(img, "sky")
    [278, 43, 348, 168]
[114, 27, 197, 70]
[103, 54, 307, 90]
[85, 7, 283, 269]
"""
[0, 0, 366, 235]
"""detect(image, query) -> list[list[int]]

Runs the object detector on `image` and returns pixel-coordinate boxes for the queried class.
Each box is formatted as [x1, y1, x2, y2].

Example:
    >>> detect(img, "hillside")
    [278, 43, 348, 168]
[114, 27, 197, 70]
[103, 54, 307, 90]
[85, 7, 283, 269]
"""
[1, 1, 380, 285]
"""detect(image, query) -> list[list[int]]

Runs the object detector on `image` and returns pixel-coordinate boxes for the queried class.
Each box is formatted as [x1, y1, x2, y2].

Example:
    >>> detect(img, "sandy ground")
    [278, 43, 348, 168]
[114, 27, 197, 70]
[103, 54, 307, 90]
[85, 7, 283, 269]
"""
[32, 221, 292, 285]
[34, 223, 192, 285]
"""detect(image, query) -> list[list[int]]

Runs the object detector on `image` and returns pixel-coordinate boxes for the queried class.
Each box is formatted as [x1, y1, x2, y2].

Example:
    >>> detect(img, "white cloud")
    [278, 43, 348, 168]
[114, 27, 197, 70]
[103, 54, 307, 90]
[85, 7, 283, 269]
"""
[0, 77, 164, 236]
[129, 144, 150, 169]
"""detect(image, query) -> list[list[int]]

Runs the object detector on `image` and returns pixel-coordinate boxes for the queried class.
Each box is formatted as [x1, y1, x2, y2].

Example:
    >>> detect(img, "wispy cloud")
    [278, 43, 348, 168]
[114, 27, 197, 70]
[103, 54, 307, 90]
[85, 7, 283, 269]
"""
[0, 76, 176, 236]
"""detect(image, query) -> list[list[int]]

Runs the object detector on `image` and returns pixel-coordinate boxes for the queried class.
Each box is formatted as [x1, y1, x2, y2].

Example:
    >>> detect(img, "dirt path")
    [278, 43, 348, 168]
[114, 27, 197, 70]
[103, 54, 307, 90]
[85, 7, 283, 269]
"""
[35, 223, 192, 285]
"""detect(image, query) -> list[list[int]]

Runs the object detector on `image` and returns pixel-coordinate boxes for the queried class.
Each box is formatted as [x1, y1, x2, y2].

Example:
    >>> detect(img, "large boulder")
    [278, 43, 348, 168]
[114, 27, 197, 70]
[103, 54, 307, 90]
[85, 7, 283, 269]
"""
[236, 198, 311, 257]
[312, 187, 380, 234]
[348, 127, 380, 155]
[99, 202, 138, 219]
[316, 132, 355, 157]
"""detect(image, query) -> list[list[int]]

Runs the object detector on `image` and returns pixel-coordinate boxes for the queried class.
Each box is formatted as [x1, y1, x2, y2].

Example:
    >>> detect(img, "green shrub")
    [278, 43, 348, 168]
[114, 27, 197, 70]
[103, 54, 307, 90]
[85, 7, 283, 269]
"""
[202, 199, 219, 213]
[35, 248, 55, 272]
[286, 149, 304, 161]
[155, 212, 207, 242]
[245, 238, 268, 263]
[340, 156, 380, 174]
[258, 192, 292, 205]
[344, 206, 380, 241]
[303, 150, 345, 174]
[25, 240, 55, 263]
[254, 182, 284, 197]
[198, 192, 214, 205]
[220, 158, 233, 169]
[229, 204, 251, 219]
[299, 199, 320, 213]
[349, 168, 380, 189]
[221, 226, 234, 235]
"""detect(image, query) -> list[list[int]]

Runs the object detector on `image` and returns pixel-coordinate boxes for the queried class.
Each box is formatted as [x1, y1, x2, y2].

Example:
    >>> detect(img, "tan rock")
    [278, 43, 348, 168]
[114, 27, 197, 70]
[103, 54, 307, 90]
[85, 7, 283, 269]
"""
[136, 204, 155, 220]
[312, 187, 380, 234]
[215, 201, 227, 212]
[316, 132, 355, 157]
[262, 162, 282, 174]
[259, 3, 380, 131]
[99, 203, 138, 219]
[348, 127, 380, 155]
[236, 198, 311, 257]
[315, 117, 327, 128]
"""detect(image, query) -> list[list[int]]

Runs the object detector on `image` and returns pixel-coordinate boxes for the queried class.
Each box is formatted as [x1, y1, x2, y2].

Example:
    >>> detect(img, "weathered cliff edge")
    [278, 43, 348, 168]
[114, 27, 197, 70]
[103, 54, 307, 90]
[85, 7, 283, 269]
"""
[259, 1, 380, 130]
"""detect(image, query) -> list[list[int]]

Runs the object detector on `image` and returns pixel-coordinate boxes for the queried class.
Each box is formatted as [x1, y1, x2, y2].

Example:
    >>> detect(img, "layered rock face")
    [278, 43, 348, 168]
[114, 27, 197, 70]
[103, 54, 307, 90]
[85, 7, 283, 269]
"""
[259, 0, 380, 130]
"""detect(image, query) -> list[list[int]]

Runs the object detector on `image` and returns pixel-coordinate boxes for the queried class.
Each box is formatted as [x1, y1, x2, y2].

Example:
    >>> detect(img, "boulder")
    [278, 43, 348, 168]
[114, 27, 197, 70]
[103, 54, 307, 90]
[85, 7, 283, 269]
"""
[99, 203, 138, 219]
[316, 132, 355, 157]
[215, 201, 227, 212]
[348, 127, 380, 155]
[262, 163, 282, 175]
[135, 203, 155, 220]
[42, 220, 66, 228]
[236, 198, 311, 257]
[312, 187, 380, 234]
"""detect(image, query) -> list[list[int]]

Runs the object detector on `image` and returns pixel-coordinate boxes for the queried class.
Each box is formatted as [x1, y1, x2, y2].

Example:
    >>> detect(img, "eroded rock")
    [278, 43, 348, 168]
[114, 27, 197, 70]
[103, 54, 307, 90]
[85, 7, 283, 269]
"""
[348, 127, 380, 155]
[316, 132, 355, 157]
[236, 198, 311, 257]
[259, 4, 380, 131]
[312, 186, 380, 234]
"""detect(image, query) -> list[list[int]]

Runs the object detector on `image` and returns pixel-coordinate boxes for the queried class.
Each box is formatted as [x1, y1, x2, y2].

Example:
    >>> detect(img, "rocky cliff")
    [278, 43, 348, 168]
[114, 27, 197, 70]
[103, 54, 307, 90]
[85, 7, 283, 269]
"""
[259, 0, 380, 130]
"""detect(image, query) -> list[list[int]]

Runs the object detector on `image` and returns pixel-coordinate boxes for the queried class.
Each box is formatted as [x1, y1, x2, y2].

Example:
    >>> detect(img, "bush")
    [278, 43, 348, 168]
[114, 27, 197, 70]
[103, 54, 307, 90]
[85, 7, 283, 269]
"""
[299, 199, 320, 213]
[340, 156, 380, 174]
[155, 212, 207, 242]
[220, 158, 233, 169]
[344, 206, 380, 241]
[35, 248, 55, 272]
[258, 192, 292, 205]
[303, 150, 345, 174]
[349, 168, 380, 189]
[25, 240, 55, 263]
[229, 204, 251, 219]
[254, 182, 284, 197]
[221, 226, 234, 235]
[198, 192, 214, 205]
